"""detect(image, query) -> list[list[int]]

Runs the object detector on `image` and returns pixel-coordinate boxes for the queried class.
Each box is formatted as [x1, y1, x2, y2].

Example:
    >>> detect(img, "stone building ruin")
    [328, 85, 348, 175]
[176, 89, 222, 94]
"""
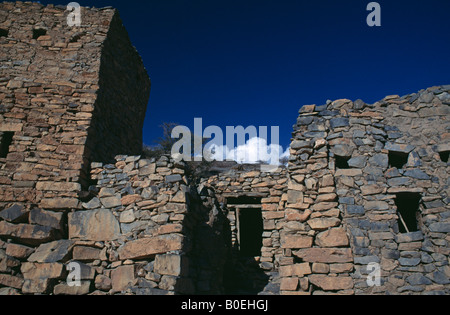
[0, 2, 449, 295]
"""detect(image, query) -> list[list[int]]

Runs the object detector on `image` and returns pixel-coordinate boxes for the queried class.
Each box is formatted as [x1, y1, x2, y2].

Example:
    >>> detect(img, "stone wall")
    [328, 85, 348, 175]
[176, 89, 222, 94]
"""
[0, 2, 150, 211]
[0, 2, 449, 297]
[282, 85, 450, 295]
[1, 154, 230, 295]
[203, 167, 287, 294]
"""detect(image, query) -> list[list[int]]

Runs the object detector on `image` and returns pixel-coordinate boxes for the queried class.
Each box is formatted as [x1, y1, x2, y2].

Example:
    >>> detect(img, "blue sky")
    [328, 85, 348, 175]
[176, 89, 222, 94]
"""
[37, 0, 450, 150]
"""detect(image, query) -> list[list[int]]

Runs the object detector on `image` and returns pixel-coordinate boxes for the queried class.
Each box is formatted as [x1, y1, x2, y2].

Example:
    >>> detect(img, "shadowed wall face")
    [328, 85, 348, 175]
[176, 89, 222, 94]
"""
[0, 2, 151, 209]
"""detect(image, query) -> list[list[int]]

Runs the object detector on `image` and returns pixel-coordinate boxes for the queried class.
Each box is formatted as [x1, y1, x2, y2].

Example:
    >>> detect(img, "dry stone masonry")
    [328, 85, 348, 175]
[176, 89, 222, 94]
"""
[0, 2, 449, 295]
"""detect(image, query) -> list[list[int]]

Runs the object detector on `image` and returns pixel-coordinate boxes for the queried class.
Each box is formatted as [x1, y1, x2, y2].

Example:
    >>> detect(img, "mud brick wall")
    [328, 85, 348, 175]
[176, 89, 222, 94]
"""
[0, 2, 150, 210]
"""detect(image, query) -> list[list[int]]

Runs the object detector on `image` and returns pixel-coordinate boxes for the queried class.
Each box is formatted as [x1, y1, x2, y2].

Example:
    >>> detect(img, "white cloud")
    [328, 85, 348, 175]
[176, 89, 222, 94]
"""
[206, 137, 290, 165]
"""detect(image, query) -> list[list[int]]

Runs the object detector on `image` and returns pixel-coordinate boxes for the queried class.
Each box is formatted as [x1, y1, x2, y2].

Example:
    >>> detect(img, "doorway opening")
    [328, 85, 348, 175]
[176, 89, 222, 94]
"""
[238, 208, 264, 257]
[223, 195, 270, 295]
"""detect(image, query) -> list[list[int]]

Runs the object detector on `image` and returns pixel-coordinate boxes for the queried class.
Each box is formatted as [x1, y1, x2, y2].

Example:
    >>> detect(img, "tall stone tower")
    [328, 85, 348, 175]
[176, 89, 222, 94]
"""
[0, 2, 151, 210]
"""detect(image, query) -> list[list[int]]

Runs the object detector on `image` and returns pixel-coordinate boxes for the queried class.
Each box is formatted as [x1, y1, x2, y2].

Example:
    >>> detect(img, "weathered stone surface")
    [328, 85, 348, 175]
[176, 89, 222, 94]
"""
[287, 190, 303, 204]
[40, 198, 80, 210]
[120, 209, 136, 223]
[29, 208, 63, 230]
[281, 235, 313, 249]
[280, 263, 311, 277]
[428, 222, 450, 233]
[315, 228, 349, 248]
[280, 278, 299, 291]
[291, 140, 313, 150]
[331, 145, 353, 158]
[118, 234, 184, 260]
[82, 198, 101, 210]
[28, 240, 74, 263]
[0, 273, 24, 290]
[111, 265, 135, 292]
[307, 218, 341, 231]
[395, 231, 424, 243]
[68, 209, 121, 242]
[36, 181, 81, 192]
[121, 194, 142, 206]
[95, 275, 113, 291]
[100, 195, 122, 208]
[72, 246, 103, 262]
[154, 255, 188, 276]
[21, 262, 64, 281]
[385, 142, 415, 154]
[0, 204, 29, 223]
[22, 279, 51, 294]
[54, 281, 92, 295]
[6, 243, 35, 260]
[165, 175, 182, 183]
[308, 275, 353, 291]
[0, 249, 20, 272]
[294, 248, 353, 263]
[316, 193, 337, 202]
[330, 118, 350, 129]
[0, 222, 54, 246]
[348, 156, 367, 168]
[406, 274, 432, 286]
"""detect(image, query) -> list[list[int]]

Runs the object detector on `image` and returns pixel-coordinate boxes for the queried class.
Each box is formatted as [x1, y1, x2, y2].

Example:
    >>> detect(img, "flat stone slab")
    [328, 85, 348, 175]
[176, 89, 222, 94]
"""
[68, 209, 121, 242]
[28, 240, 74, 263]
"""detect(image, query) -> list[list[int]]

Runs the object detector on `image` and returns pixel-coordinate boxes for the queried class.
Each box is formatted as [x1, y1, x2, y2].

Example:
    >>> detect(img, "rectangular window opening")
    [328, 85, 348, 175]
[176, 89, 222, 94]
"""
[0, 29, 8, 38]
[335, 155, 350, 169]
[439, 151, 449, 163]
[395, 193, 421, 234]
[389, 151, 408, 169]
[33, 28, 47, 40]
[0, 132, 14, 158]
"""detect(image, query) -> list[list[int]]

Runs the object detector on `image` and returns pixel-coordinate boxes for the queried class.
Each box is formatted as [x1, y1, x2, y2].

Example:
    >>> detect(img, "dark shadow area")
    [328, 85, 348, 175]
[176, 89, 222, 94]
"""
[32, 28, 46, 39]
[223, 246, 270, 295]
[335, 155, 350, 169]
[222, 197, 269, 295]
[0, 132, 14, 158]
[227, 195, 261, 205]
[239, 208, 263, 257]
[389, 151, 409, 169]
[395, 193, 421, 233]
[439, 151, 449, 163]
[0, 28, 8, 37]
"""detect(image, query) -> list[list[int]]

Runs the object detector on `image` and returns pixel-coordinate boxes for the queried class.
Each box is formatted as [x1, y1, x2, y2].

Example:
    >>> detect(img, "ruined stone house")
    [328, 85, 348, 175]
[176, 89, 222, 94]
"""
[0, 2, 449, 295]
